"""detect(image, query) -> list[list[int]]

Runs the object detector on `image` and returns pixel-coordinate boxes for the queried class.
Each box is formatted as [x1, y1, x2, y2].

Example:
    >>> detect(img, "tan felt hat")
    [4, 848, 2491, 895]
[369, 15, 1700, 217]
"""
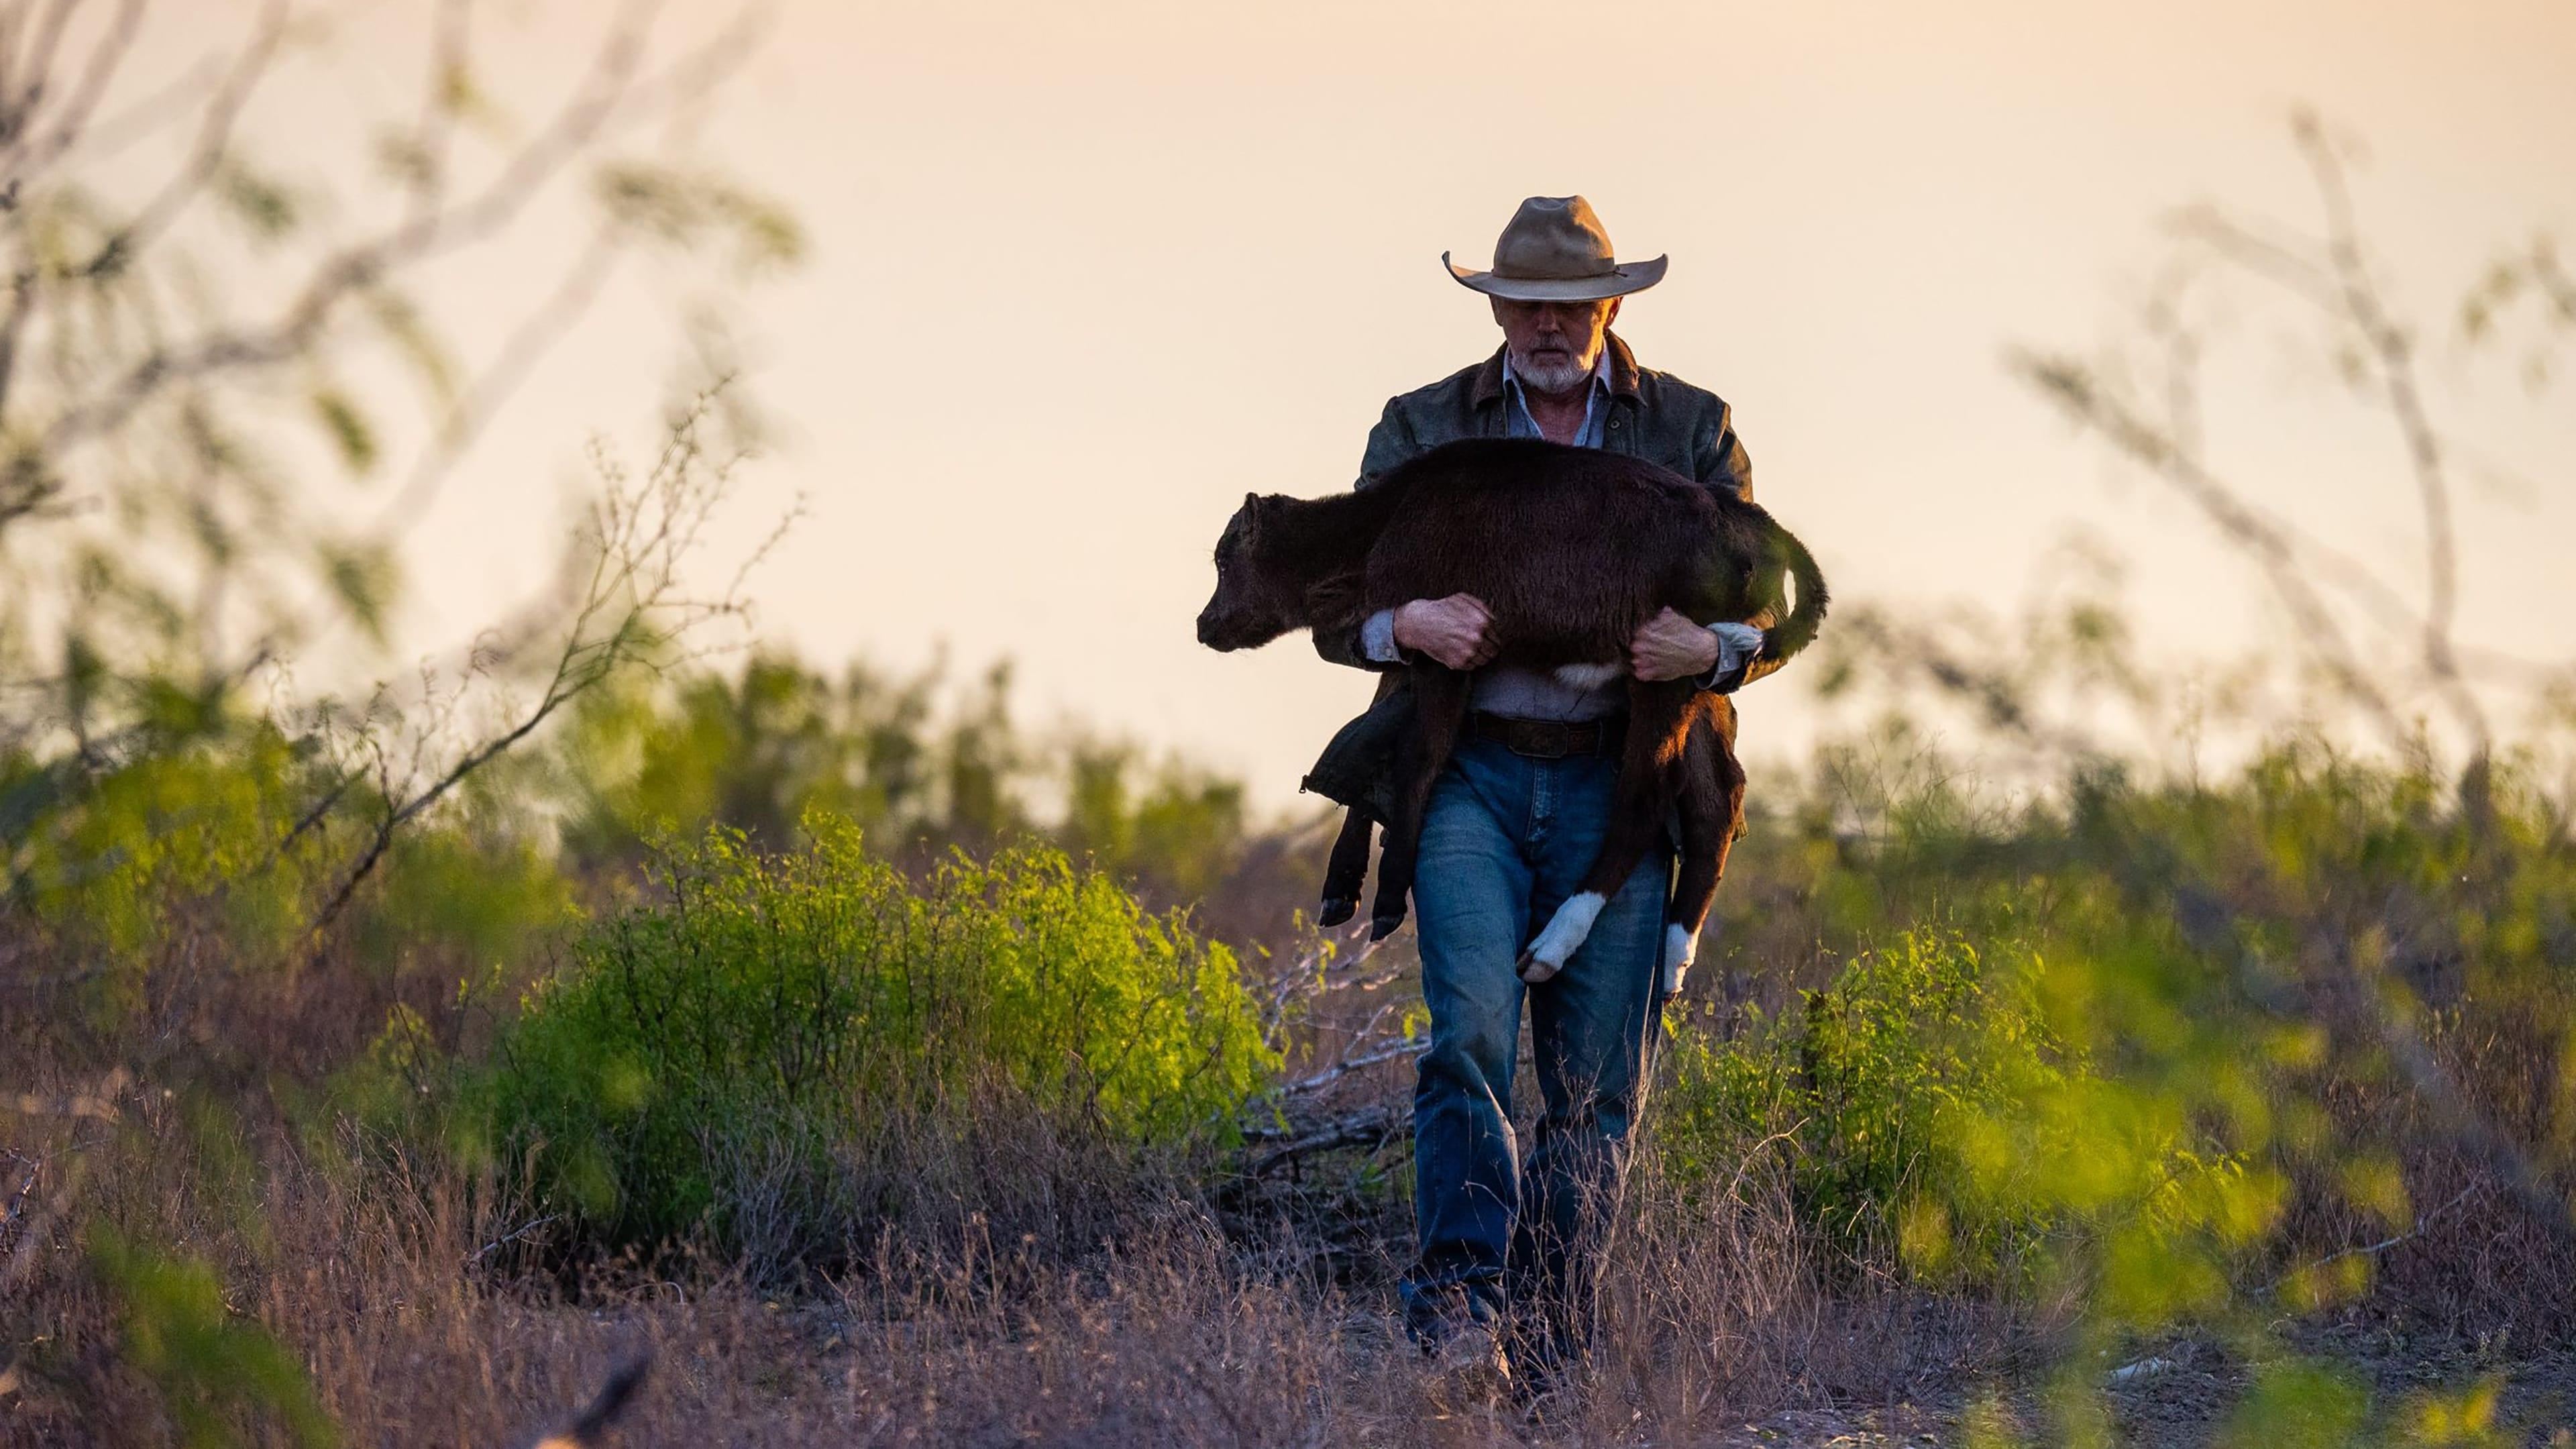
[1442, 195, 1667, 301]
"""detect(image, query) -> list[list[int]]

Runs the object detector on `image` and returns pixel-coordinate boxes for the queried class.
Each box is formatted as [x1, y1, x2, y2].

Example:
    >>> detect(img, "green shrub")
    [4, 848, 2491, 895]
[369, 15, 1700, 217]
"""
[7, 716, 579, 1042]
[1658, 929, 2239, 1285]
[471, 812, 1277, 1263]
[9, 728, 320, 991]
[89, 1228, 338, 1449]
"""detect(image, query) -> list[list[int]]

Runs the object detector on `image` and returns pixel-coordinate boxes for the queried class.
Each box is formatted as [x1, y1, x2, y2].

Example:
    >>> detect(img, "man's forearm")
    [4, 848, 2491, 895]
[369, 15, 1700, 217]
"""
[1313, 609, 1405, 671]
[1696, 621, 1764, 690]
[1342, 608, 1754, 682]
[1360, 609, 1406, 665]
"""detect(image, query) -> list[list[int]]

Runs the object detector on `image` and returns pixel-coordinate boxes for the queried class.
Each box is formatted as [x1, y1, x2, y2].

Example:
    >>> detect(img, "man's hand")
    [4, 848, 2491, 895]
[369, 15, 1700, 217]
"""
[1393, 593, 1497, 670]
[1629, 607, 1722, 682]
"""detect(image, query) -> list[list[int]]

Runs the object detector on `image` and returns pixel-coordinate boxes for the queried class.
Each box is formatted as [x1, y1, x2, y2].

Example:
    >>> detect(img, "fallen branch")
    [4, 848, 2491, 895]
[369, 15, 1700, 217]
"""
[1244, 1105, 1407, 1178]
[465, 1213, 560, 1267]
[1280, 1035, 1427, 1097]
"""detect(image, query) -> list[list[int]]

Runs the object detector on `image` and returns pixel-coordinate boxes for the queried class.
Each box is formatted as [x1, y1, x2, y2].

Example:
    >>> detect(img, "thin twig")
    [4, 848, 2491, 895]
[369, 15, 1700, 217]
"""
[2012, 347, 2414, 751]
[304, 394, 761, 941]
[2291, 114, 2489, 753]
[1, 0, 146, 182]
[76, 0, 289, 280]
[1279, 1034, 1426, 1097]
[464, 1213, 559, 1265]
[2260, 1183, 2483, 1292]
[33, 3, 760, 462]
[366, 223, 628, 534]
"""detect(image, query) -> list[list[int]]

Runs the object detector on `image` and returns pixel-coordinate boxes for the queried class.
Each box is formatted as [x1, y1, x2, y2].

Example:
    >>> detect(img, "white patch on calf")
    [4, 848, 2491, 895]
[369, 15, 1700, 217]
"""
[1551, 661, 1623, 691]
[1519, 892, 1607, 983]
[1660, 924, 1698, 996]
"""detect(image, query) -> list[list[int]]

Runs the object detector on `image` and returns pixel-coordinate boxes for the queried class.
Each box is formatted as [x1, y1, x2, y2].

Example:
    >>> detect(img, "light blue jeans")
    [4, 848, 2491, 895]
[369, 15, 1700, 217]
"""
[1398, 733, 1670, 1350]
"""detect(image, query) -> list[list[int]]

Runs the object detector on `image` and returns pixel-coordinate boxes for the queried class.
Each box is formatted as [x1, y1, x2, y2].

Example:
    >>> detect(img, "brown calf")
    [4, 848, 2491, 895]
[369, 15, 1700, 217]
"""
[1197, 437, 1827, 987]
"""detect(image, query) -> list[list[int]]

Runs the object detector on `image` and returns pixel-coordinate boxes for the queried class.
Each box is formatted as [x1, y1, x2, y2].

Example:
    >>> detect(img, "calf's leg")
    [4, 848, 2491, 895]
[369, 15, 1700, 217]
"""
[1370, 665, 1473, 941]
[1659, 711, 1748, 996]
[1318, 807, 1374, 928]
[1519, 680, 1694, 983]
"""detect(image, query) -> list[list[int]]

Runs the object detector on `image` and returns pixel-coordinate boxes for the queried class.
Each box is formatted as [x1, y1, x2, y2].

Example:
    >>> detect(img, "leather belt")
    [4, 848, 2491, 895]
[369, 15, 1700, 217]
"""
[1468, 711, 1626, 759]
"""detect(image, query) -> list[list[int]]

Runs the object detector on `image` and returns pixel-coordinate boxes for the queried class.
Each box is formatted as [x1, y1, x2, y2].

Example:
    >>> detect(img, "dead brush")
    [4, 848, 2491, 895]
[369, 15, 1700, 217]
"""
[3, 1043, 1932, 1448]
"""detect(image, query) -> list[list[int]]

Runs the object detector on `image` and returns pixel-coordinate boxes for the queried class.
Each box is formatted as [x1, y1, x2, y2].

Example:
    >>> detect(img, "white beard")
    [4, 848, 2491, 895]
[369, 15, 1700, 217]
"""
[1509, 347, 1595, 395]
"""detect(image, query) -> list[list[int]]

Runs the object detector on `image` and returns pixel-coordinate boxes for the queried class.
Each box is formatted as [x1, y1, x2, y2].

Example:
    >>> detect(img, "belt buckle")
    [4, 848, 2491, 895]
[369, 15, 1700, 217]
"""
[1513, 723, 1574, 760]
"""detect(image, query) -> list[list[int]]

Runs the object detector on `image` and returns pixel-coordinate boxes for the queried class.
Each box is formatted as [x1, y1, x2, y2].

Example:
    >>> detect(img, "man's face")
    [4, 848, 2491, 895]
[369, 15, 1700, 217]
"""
[1491, 296, 1620, 395]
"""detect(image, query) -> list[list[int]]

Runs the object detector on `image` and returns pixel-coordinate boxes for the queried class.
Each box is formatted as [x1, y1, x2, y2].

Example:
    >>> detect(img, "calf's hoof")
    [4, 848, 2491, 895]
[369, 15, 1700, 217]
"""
[1517, 892, 1606, 984]
[1368, 910, 1406, 942]
[1658, 924, 1698, 998]
[1317, 897, 1355, 928]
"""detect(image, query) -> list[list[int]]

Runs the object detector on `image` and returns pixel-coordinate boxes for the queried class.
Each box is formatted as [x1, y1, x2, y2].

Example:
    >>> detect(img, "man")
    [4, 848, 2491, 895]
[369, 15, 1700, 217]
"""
[1316, 195, 1782, 1383]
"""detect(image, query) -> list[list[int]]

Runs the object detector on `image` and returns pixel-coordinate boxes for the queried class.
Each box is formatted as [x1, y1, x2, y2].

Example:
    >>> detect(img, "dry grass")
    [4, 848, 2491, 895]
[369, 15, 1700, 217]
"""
[3, 1065, 1986, 1448]
[7, 920, 2565, 1446]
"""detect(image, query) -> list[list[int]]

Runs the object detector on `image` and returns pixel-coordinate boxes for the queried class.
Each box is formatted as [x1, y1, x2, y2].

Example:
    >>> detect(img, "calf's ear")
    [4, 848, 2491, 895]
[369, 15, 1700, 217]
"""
[1303, 573, 1359, 617]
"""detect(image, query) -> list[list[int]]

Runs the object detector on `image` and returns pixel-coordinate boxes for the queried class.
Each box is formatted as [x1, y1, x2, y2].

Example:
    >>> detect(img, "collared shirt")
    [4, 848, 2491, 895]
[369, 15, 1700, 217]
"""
[1358, 347, 1759, 720]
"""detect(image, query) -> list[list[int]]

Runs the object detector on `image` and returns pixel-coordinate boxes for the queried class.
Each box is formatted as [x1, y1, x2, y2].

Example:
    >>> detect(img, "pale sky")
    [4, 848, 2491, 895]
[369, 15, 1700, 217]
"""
[152, 1, 2576, 805]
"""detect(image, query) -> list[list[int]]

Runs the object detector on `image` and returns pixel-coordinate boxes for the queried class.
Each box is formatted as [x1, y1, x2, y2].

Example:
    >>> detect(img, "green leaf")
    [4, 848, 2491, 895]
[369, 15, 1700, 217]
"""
[319, 537, 399, 643]
[309, 386, 378, 474]
[216, 159, 300, 241]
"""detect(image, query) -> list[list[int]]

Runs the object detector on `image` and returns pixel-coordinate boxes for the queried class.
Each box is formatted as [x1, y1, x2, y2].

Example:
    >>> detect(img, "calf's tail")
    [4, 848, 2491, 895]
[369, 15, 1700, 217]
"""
[1758, 521, 1830, 663]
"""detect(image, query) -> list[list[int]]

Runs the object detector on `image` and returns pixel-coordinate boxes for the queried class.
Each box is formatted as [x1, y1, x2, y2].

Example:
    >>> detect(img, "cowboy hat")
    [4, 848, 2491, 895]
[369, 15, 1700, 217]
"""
[1442, 195, 1667, 302]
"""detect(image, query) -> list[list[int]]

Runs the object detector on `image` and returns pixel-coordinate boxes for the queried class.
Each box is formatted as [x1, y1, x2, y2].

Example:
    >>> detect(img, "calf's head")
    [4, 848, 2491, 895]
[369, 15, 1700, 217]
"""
[1195, 492, 1306, 651]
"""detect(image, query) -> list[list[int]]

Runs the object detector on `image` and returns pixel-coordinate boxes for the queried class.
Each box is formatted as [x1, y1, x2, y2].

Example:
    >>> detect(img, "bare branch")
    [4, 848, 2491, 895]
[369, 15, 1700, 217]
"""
[2290, 113, 2489, 754]
[2011, 346, 2415, 751]
[305, 393, 764, 939]
[0, 2, 790, 813]
[2170, 205, 2347, 317]
[0, 258, 42, 431]
[1, 0, 144, 182]
[0, 7, 28, 107]
[40, 53, 223, 172]
[367, 223, 627, 534]
[464, 1212, 559, 1266]
[76, 0, 288, 279]
[2051, 182, 2552, 737]
[1256, 917, 1400, 1041]
[1279, 1032, 1426, 1097]
[34, 2, 763, 464]
[1244, 1104, 1403, 1178]
[0, 1, 83, 150]
[398, 0, 472, 229]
